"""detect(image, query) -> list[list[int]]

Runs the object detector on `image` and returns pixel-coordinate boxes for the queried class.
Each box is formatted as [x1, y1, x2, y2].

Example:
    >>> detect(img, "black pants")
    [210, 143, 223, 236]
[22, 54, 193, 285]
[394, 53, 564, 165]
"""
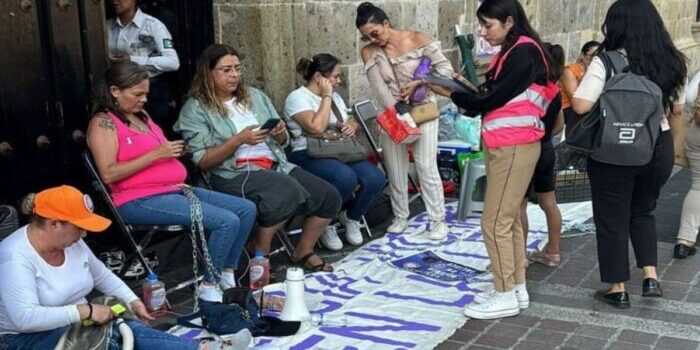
[587, 131, 674, 283]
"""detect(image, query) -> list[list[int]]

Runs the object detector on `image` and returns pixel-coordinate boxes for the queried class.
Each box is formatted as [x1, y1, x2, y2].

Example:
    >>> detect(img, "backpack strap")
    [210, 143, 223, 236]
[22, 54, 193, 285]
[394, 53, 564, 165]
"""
[599, 51, 628, 77]
[177, 310, 206, 330]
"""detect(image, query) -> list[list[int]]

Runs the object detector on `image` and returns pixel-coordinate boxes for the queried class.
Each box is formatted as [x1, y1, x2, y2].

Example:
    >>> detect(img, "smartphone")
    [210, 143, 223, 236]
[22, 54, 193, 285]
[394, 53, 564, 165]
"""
[258, 118, 281, 131]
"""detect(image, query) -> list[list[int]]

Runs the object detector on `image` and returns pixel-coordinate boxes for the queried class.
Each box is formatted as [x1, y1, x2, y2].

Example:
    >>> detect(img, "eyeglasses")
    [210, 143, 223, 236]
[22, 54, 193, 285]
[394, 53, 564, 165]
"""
[214, 65, 245, 75]
[361, 29, 382, 42]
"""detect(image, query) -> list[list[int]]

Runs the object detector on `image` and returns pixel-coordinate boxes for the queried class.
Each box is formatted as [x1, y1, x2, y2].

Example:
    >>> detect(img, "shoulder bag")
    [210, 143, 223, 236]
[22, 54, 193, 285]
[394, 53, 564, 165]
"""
[305, 100, 369, 163]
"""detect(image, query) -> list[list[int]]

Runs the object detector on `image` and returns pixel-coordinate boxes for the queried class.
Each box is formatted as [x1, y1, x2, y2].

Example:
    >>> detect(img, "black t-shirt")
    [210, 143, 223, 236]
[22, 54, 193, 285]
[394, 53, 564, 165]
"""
[541, 93, 561, 143]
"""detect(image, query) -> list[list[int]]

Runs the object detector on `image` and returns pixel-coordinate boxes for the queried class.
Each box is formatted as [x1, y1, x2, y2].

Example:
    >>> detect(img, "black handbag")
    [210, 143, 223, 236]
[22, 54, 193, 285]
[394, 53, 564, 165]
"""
[565, 101, 601, 153]
[305, 100, 369, 163]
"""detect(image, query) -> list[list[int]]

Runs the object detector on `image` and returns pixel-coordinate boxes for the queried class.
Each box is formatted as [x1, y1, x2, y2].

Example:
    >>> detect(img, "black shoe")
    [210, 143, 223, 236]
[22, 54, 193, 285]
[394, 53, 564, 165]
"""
[594, 290, 630, 309]
[673, 243, 697, 259]
[642, 278, 663, 297]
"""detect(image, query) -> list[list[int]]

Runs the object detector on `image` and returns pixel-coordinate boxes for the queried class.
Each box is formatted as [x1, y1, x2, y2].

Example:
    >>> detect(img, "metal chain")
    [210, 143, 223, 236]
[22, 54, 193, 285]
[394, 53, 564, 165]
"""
[182, 185, 221, 311]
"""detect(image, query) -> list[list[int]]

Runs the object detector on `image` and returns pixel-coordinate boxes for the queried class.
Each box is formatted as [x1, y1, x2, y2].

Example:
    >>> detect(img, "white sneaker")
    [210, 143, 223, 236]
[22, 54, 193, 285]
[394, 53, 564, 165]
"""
[320, 225, 343, 251]
[428, 221, 449, 240]
[464, 290, 520, 319]
[198, 283, 223, 303]
[514, 283, 530, 309]
[339, 211, 363, 246]
[387, 218, 408, 233]
[473, 284, 529, 309]
[220, 271, 236, 291]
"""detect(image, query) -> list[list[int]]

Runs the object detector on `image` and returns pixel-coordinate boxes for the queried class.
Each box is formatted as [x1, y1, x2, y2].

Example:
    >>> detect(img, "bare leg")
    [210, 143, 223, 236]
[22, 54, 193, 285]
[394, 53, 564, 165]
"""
[254, 222, 286, 254]
[642, 266, 658, 280]
[537, 191, 562, 255]
[293, 216, 332, 266]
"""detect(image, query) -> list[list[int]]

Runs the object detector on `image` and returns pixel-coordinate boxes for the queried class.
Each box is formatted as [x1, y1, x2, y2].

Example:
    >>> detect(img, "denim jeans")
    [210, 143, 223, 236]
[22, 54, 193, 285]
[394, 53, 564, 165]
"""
[118, 187, 256, 282]
[0, 320, 198, 350]
[289, 151, 386, 220]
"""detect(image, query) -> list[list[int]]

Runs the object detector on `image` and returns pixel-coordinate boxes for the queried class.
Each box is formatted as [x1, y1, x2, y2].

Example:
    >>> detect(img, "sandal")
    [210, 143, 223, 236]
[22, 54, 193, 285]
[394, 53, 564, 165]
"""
[293, 252, 333, 272]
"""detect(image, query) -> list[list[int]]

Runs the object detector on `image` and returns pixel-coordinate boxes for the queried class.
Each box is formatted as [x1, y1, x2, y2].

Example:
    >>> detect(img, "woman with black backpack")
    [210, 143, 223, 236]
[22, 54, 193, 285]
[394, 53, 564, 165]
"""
[571, 0, 687, 309]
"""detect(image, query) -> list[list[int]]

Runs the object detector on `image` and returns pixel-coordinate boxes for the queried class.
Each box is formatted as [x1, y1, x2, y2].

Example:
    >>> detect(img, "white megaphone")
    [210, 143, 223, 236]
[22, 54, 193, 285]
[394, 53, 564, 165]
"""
[279, 267, 311, 321]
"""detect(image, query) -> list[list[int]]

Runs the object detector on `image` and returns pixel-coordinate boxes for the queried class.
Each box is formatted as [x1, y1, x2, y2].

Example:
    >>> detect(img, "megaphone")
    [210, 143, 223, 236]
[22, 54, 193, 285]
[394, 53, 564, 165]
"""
[279, 267, 311, 321]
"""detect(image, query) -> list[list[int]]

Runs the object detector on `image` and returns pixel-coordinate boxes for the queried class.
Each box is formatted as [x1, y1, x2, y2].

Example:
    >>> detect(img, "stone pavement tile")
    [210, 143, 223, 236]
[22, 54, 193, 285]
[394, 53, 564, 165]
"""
[530, 293, 598, 310]
[575, 324, 618, 339]
[462, 346, 494, 350]
[547, 273, 585, 287]
[461, 319, 494, 332]
[435, 340, 465, 350]
[513, 340, 558, 350]
[537, 319, 579, 332]
[616, 329, 658, 345]
[526, 271, 551, 282]
[564, 335, 608, 350]
[662, 266, 696, 283]
[499, 315, 541, 327]
[525, 329, 568, 344]
[687, 286, 700, 303]
[607, 341, 653, 350]
[449, 329, 480, 343]
[657, 336, 700, 350]
[485, 323, 529, 339]
[473, 334, 519, 349]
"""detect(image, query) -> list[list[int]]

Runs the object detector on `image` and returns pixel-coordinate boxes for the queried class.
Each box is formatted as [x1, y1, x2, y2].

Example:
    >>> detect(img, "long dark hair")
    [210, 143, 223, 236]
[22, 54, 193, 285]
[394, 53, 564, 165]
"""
[188, 44, 250, 117]
[296, 54, 340, 81]
[600, 0, 686, 110]
[92, 60, 150, 125]
[544, 43, 565, 82]
[477, 0, 546, 79]
[355, 2, 390, 28]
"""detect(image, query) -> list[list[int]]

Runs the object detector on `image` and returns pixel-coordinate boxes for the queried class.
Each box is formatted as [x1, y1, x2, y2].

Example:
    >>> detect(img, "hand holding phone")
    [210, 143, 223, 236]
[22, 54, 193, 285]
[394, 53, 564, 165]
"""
[258, 118, 281, 132]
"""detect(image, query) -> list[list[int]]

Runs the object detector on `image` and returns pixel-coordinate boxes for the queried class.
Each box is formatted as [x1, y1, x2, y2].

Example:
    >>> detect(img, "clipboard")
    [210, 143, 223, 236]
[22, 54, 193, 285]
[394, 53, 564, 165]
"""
[423, 75, 477, 95]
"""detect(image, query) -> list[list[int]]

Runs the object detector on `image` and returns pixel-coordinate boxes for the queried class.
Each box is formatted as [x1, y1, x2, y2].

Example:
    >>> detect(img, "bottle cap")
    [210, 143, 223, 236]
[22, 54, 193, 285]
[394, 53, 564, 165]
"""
[255, 250, 265, 258]
[147, 272, 158, 282]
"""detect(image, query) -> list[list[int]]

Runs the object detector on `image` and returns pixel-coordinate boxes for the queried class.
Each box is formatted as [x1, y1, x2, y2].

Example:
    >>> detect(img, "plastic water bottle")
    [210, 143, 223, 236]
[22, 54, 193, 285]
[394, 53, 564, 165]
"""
[249, 250, 270, 290]
[142, 272, 167, 318]
[409, 57, 432, 103]
[311, 313, 348, 327]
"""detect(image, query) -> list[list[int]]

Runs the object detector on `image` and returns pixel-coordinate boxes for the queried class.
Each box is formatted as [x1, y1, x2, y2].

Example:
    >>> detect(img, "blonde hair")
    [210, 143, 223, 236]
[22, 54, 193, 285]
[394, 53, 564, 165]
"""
[188, 44, 251, 117]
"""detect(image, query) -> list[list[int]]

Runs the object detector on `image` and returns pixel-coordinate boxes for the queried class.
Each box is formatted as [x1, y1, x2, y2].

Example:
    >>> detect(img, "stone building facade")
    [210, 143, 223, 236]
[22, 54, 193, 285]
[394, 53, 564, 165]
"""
[213, 0, 700, 109]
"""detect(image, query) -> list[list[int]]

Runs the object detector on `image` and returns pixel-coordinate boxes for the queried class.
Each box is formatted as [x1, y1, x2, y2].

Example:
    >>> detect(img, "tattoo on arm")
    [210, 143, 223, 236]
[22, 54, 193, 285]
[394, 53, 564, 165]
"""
[98, 116, 116, 131]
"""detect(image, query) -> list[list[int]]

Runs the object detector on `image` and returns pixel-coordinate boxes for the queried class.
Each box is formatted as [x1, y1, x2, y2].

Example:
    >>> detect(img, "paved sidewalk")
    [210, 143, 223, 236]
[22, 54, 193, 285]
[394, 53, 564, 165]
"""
[437, 235, 700, 350]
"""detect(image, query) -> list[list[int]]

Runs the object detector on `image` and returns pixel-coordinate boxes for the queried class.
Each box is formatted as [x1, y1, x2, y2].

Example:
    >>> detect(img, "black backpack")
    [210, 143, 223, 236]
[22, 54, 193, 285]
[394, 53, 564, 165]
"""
[567, 51, 663, 166]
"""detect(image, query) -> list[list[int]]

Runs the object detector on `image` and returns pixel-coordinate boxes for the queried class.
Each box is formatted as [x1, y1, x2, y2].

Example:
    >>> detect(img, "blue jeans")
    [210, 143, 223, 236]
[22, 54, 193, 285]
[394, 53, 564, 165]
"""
[118, 187, 256, 282]
[0, 320, 198, 350]
[289, 151, 386, 220]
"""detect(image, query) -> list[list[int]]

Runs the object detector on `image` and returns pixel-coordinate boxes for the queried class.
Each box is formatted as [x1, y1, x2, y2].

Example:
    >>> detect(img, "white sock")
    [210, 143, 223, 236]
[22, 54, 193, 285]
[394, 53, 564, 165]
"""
[221, 271, 236, 290]
[198, 283, 222, 303]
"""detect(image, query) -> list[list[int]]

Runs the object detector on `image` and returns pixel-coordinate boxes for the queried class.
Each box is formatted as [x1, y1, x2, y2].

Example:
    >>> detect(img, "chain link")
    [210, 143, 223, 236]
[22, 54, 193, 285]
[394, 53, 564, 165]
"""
[182, 185, 221, 311]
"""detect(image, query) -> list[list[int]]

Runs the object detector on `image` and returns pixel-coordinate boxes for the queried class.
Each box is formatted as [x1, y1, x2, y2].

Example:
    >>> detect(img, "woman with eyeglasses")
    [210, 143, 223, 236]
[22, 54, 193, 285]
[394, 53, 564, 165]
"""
[560, 41, 599, 128]
[175, 44, 342, 273]
[283, 54, 386, 251]
[87, 61, 256, 304]
[355, 1, 454, 240]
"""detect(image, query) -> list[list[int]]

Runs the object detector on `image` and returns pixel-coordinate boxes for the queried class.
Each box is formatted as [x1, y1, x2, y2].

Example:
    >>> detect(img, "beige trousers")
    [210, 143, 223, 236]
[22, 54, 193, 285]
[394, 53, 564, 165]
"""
[381, 118, 445, 221]
[482, 142, 541, 292]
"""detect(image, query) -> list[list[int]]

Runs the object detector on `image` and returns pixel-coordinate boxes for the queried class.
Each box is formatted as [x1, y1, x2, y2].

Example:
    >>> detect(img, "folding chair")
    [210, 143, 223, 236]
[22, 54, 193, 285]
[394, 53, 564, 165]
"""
[82, 150, 197, 288]
[353, 100, 422, 206]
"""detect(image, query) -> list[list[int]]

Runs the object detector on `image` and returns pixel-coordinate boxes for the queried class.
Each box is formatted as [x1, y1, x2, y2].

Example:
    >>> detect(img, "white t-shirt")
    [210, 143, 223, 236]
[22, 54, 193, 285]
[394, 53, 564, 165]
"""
[0, 226, 138, 334]
[283, 87, 348, 152]
[574, 51, 685, 131]
[224, 98, 275, 161]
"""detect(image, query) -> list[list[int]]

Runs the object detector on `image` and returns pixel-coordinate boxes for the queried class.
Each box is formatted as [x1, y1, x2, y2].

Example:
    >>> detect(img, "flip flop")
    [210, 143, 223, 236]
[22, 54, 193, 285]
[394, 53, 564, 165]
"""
[293, 252, 333, 273]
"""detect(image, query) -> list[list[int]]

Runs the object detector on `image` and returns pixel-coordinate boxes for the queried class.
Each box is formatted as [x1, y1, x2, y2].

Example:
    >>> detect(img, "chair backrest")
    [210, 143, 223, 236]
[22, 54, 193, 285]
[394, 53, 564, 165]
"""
[81, 150, 133, 232]
[353, 100, 379, 123]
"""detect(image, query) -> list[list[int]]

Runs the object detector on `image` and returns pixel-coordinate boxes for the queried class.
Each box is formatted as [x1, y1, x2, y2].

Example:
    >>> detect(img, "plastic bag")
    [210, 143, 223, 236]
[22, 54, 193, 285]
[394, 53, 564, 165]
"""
[438, 110, 457, 141]
[455, 115, 481, 146]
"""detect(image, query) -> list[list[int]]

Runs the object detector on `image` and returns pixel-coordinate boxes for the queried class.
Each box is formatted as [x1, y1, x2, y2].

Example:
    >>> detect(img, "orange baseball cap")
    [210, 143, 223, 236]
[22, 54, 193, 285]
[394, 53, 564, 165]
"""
[34, 185, 112, 232]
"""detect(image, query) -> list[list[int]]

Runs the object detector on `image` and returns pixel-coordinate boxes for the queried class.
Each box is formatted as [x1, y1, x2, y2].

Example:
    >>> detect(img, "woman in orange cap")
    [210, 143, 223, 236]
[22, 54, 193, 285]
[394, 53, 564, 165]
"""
[0, 185, 250, 350]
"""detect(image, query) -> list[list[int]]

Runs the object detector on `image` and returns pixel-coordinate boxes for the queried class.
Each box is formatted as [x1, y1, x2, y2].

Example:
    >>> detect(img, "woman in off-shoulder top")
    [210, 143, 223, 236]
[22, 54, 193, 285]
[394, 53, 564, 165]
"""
[356, 1, 453, 240]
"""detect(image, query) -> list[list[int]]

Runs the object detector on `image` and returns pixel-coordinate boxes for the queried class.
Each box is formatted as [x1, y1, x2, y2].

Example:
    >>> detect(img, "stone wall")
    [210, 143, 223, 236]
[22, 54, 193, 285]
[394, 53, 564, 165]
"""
[213, 0, 700, 110]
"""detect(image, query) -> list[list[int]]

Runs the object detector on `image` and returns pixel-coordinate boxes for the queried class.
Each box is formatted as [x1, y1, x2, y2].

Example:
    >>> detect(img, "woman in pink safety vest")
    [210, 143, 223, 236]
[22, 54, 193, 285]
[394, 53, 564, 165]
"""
[448, 0, 557, 320]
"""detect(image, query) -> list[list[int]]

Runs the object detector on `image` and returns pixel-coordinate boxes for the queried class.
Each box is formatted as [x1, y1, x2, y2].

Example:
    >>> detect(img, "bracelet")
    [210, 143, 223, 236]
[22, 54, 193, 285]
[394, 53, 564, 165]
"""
[86, 303, 93, 321]
[322, 94, 332, 99]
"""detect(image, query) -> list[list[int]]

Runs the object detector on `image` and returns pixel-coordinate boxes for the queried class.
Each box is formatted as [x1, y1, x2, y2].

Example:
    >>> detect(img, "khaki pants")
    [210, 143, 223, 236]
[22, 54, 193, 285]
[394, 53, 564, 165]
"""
[482, 142, 541, 292]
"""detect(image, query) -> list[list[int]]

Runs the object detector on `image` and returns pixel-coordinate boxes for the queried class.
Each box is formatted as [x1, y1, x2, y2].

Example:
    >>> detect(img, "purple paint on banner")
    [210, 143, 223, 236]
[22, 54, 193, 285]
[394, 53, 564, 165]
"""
[342, 347, 359, 350]
[393, 235, 458, 247]
[311, 275, 362, 296]
[178, 329, 202, 341]
[440, 250, 489, 260]
[527, 239, 542, 250]
[255, 339, 273, 347]
[363, 276, 382, 284]
[312, 299, 344, 313]
[465, 232, 484, 241]
[406, 274, 483, 293]
[306, 286, 355, 300]
[319, 312, 440, 348]
[354, 256, 373, 262]
[290, 335, 326, 350]
[374, 290, 474, 307]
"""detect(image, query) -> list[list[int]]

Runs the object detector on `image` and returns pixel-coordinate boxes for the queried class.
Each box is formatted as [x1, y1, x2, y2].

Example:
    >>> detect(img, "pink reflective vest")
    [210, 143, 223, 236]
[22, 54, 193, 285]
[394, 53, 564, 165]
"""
[481, 36, 559, 149]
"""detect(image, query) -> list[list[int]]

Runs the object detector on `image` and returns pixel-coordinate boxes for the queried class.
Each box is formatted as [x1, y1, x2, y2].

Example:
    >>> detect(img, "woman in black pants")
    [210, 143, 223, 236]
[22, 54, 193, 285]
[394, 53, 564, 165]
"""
[572, 0, 686, 308]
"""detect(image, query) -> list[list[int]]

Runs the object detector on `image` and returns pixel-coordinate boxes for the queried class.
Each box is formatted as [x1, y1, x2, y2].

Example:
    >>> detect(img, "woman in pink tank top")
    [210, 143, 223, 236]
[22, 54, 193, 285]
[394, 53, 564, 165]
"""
[87, 61, 256, 303]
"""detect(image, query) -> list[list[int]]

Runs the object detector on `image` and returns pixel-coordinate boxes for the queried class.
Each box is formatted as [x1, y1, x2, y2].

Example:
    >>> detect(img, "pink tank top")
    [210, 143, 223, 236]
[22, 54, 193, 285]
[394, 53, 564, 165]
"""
[107, 112, 187, 207]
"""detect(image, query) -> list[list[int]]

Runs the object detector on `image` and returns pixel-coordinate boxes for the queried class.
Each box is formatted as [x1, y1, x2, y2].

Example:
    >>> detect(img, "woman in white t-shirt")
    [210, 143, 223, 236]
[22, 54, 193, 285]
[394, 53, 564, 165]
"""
[284, 54, 386, 251]
[571, 0, 687, 309]
[0, 185, 247, 350]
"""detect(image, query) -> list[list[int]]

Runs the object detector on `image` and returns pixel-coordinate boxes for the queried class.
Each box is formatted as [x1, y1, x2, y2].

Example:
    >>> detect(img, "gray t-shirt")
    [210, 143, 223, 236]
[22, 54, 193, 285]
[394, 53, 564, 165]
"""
[283, 86, 348, 152]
